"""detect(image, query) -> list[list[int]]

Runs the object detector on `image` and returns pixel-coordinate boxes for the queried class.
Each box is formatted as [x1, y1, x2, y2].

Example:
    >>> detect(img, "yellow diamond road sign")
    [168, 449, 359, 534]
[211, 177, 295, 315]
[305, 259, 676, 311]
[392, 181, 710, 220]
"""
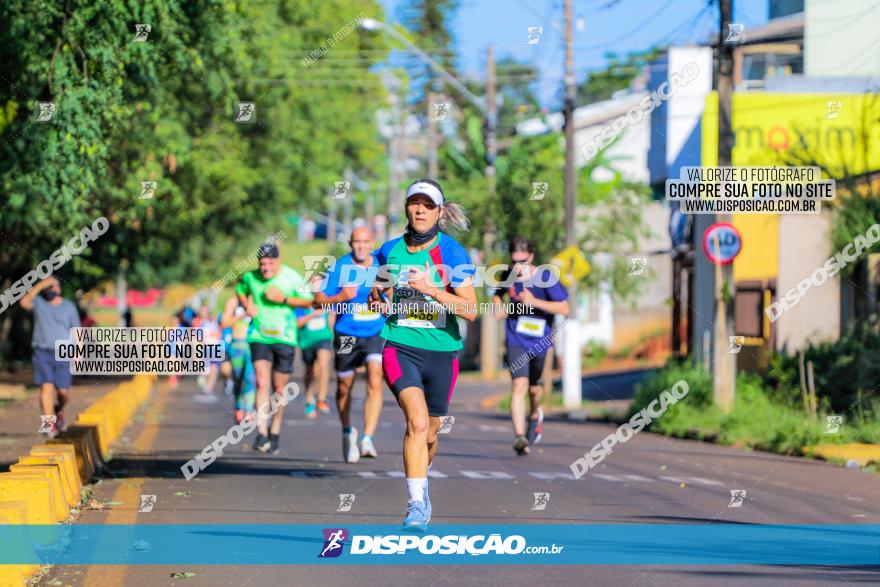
[551, 246, 590, 286]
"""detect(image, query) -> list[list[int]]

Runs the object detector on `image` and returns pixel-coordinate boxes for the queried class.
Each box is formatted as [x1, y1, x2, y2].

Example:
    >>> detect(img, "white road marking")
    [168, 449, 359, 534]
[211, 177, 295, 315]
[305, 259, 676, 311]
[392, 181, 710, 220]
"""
[293, 468, 727, 486]
[658, 475, 722, 486]
[529, 472, 576, 480]
[357, 470, 449, 479]
[461, 470, 515, 479]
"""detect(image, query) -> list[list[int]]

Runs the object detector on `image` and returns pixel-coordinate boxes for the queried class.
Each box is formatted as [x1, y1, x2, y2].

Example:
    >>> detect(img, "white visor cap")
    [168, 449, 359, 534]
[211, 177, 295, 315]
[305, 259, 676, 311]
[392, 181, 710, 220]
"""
[405, 181, 444, 207]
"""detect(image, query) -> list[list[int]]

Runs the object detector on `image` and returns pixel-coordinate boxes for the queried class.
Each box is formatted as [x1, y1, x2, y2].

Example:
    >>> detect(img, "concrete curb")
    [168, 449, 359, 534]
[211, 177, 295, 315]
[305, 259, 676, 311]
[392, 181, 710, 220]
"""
[0, 373, 157, 585]
[804, 443, 880, 467]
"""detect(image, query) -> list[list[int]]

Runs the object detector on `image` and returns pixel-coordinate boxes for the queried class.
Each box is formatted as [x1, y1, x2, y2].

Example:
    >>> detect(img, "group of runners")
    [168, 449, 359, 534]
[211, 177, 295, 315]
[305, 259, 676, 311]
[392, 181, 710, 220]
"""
[214, 178, 569, 529]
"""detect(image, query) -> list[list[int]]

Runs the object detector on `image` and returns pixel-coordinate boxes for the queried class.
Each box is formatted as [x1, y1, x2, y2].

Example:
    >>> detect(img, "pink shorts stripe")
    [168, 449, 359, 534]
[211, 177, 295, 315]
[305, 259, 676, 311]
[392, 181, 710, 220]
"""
[382, 346, 403, 387]
[447, 356, 459, 402]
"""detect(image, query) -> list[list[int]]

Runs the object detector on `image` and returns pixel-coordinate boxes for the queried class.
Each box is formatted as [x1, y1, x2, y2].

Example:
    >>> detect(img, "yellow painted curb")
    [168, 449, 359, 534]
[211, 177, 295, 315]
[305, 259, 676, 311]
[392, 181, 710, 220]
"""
[17, 455, 80, 507]
[805, 443, 880, 466]
[29, 445, 81, 496]
[0, 474, 59, 524]
[46, 426, 99, 483]
[74, 412, 111, 459]
[7, 466, 69, 518]
[0, 502, 41, 586]
[82, 405, 119, 442]
[0, 373, 157, 582]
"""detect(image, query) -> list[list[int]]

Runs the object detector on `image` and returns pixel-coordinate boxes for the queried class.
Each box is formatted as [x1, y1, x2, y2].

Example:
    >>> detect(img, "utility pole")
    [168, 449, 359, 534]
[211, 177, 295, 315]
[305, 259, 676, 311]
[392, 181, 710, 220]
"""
[561, 0, 581, 409]
[343, 168, 353, 243]
[480, 44, 500, 380]
[427, 90, 439, 178]
[391, 90, 407, 235]
[713, 0, 736, 412]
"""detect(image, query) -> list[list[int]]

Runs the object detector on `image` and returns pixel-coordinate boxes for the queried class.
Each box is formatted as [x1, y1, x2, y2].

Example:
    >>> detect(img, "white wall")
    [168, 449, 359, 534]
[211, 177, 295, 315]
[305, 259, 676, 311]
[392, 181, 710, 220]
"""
[775, 210, 841, 352]
[571, 93, 651, 183]
[805, 0, 880, 78]
[666, 47, 714, 172]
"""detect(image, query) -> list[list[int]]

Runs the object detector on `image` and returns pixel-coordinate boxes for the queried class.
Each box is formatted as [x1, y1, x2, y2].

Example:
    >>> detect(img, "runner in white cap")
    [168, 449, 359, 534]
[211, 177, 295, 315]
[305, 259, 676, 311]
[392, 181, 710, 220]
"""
[370, 178, 477, 530]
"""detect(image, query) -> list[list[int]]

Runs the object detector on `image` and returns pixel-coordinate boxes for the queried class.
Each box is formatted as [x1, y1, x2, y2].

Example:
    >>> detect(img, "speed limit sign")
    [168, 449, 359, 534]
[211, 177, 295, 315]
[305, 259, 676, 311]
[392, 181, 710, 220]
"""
[702, 223, 742, 265]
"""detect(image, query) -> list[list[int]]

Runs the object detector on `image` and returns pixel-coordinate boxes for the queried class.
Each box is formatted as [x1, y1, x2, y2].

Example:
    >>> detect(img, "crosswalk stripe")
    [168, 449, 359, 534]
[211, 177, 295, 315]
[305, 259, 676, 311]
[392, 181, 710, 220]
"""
[461, 470, 515, 479]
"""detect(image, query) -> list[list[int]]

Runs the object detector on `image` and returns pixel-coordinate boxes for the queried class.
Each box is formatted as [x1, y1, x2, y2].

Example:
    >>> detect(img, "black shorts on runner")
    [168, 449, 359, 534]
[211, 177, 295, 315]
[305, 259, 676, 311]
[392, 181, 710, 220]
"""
[382, 340, 459, 417]
[250, 342, 295, 374]
[301, 339, 332, 366]
[506, 345, 547, 386]
[334, 333, 384, 374]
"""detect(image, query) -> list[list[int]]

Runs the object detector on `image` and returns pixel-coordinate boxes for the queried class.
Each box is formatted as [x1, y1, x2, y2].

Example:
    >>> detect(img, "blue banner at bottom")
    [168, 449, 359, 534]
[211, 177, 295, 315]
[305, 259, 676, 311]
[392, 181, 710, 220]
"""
[1, 524, 878, 565]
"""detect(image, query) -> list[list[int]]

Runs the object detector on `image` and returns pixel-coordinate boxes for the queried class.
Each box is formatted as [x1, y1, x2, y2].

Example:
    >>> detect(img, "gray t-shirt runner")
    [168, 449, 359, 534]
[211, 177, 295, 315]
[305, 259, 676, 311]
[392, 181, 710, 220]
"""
[32, 296, 80, 350]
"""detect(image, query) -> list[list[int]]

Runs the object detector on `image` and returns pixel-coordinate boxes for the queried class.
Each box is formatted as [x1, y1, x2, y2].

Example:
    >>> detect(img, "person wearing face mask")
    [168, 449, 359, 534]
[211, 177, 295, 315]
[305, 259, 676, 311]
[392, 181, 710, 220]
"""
[369, 178, 478, 530]
[490, 236, 569, 456]
[21, 277, 81, 438]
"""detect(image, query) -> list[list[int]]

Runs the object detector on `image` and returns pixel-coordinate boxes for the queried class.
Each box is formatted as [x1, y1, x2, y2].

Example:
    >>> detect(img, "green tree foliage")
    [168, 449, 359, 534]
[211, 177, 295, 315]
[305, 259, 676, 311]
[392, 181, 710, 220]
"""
[440, 111, 651, 301]
[0, 0, 391, 363]
[767, 320, 880, 413]
[778, 96, 880, 266]
[0, 0, 388, 293]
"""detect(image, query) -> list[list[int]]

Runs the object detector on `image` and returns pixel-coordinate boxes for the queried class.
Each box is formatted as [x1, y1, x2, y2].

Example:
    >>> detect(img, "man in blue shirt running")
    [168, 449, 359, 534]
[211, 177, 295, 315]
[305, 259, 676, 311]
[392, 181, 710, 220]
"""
[314, 227, 386, 463]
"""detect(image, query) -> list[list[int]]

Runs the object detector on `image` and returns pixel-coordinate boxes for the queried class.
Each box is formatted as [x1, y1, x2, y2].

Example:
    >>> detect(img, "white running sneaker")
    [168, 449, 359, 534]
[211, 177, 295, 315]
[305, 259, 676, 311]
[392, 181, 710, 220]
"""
[343, 427, 360, 463]
[360, 435, 377, 458]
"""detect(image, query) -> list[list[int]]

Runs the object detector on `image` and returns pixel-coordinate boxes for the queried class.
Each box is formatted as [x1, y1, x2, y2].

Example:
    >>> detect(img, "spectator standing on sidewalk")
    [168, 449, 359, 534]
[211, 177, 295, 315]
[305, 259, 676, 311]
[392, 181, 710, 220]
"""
[21, 277, 80, 438]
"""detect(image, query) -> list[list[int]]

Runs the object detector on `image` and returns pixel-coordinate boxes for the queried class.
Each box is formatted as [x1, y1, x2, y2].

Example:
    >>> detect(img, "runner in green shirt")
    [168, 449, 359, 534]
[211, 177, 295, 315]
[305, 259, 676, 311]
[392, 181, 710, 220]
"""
[295, 274, 334, 421]
[235, 241, 312, 454]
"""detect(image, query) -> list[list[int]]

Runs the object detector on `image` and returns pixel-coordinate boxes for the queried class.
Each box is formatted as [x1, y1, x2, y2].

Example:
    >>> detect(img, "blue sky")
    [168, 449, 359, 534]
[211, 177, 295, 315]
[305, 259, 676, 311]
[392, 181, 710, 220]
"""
[378, 0, 770, 106]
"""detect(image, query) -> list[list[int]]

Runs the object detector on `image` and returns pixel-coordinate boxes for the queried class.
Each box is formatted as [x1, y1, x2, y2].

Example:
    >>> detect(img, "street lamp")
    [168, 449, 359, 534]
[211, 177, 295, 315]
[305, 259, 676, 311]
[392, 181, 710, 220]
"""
[360, 18, 486, 114]
[361, 17, 501, 380]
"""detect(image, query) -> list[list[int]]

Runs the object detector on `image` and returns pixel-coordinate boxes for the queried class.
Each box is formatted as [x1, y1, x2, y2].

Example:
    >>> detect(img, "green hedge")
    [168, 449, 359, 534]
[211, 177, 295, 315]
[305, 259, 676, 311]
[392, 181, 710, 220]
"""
[630, 361, 880, 455]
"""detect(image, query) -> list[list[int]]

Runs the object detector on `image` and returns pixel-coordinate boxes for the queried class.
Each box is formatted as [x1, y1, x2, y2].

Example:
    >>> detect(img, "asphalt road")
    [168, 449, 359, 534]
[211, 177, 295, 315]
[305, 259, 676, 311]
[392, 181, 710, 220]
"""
[38, 372, 880, 587]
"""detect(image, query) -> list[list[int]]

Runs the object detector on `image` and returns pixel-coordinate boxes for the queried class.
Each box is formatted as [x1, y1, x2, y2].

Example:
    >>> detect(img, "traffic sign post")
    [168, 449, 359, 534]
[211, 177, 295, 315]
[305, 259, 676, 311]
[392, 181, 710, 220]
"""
[702, 222, 742, 265]
[703, 222, 741, 413]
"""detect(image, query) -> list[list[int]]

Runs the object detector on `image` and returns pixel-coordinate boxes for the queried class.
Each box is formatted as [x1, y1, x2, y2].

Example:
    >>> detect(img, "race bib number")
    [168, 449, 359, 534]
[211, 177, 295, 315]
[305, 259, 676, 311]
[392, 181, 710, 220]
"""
[306, 316, 327, 331]
[515, 316, 545, 337]
[259, 323, 282, 338]
[398, 302, 446, 329]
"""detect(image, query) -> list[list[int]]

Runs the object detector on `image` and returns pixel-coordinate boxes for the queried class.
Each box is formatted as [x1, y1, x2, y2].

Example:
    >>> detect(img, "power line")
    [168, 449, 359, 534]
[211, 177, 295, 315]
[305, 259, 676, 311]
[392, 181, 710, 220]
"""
[573, 0, 679, 50]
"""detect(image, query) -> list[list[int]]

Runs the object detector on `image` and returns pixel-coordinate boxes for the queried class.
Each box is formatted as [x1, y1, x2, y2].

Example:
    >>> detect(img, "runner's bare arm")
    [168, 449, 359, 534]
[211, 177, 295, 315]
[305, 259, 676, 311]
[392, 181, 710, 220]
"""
[432, 281, 478, 321]
[519, 290, 569, 315]
[296, 310, 322, 329]
[265, 286, 312, 308]
[407, 262, 478, 321]
[220, 295, 239, 328]
[368, 286, 392, 315]
[313, 286, 357, 306]
[19, 278, 55, 311]
[491, 294, 508, 319]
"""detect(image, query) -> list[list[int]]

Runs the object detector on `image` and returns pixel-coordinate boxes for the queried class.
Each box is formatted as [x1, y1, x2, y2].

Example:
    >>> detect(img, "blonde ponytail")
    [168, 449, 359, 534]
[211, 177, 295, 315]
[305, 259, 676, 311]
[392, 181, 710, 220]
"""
[440, 201, 470, 232]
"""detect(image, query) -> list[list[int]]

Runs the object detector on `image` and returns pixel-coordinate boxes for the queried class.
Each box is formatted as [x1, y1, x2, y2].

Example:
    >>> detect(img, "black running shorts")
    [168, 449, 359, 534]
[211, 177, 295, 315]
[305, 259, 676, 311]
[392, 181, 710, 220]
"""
[382, 340, 459, 417]
[505, 344, 547, 386]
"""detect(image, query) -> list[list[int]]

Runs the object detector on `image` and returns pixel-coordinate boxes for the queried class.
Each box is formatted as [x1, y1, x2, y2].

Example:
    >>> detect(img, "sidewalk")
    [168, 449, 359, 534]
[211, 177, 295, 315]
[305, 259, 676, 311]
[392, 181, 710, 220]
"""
[0, 374, 119, 468]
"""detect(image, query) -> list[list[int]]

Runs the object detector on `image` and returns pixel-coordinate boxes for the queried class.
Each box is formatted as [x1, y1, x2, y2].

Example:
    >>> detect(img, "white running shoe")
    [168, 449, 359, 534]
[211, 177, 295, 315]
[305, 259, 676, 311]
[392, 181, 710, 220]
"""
[360, 436, 377, 458]
[343, 428, 360, 463]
